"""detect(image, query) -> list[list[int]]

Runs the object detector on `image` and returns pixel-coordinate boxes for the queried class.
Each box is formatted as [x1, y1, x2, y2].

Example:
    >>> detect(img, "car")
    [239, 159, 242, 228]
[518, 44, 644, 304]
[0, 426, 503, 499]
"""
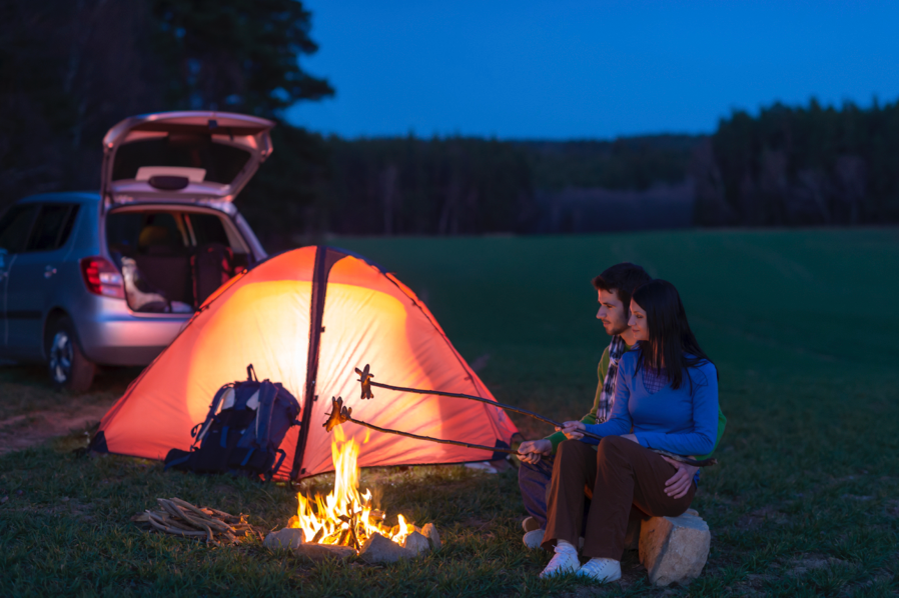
[0, 111, 273, 392]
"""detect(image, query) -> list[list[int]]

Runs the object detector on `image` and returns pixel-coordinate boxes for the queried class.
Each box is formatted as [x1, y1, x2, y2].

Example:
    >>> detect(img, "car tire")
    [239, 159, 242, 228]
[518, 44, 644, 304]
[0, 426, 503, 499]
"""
[46, 315, 96, 393]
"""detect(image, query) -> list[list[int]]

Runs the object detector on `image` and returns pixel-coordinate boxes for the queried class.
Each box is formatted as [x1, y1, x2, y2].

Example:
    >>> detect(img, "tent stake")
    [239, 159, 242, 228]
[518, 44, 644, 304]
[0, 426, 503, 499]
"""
[324, 397, 520, 455]
[352, 365, 717, 467]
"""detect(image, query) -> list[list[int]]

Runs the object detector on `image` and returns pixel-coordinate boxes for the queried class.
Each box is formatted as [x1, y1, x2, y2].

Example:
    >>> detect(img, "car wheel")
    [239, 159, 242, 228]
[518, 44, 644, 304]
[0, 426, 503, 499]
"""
[46, 316, 96, 393]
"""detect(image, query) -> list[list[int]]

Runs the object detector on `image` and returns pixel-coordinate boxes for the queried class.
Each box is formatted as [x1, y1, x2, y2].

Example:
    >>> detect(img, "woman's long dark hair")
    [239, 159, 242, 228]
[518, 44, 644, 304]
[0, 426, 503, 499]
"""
[631, 279, 712, 390]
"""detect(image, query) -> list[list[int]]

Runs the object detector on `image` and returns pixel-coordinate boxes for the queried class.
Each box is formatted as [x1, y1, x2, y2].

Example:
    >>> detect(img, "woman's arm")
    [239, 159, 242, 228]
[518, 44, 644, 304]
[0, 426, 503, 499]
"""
[579, 364, 634, 444]
[635, 365, 719, 456]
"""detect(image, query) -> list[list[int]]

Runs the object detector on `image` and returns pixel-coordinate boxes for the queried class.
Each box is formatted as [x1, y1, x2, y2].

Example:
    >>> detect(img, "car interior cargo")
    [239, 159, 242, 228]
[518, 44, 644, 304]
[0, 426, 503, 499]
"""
[106, 208, 252, 313]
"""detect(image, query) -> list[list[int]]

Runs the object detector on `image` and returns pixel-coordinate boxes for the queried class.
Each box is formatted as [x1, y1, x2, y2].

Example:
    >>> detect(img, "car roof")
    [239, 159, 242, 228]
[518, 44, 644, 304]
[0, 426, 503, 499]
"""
[16, 192, 101, 205]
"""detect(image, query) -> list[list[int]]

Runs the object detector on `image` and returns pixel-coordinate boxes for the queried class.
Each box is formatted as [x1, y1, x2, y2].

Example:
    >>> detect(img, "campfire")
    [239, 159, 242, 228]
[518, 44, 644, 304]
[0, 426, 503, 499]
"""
[289, 427, 412, 547]
[274, 427, 440, 562]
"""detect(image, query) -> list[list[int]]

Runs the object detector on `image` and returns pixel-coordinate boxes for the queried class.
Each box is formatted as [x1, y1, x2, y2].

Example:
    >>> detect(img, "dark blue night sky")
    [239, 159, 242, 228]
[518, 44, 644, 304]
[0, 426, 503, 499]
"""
[286, 0, 899, 139]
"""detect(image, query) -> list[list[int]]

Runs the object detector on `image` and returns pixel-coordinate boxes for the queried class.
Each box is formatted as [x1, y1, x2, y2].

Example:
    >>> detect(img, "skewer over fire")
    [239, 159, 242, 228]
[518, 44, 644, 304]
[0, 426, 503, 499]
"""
[320, 366, 718, 468]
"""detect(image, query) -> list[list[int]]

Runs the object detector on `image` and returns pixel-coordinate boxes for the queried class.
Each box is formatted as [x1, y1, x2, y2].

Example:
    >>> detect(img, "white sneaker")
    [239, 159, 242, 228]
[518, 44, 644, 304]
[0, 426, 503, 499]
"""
[576, 558, 622, 583]
[539, 544, 580, 578]
[523, 529, 544, 549]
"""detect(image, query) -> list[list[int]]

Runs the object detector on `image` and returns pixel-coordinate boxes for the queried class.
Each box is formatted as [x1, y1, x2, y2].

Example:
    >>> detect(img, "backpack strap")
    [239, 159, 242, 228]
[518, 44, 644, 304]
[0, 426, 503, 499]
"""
[192, 383, 233, 448]
[266, 449, 288, 481]
[247, 364, 258, 382]
[254, 381, 279, 449]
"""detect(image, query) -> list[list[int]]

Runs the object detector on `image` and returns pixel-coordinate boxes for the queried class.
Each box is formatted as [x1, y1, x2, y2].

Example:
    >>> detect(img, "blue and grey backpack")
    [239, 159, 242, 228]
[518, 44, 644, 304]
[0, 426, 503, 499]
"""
[164, 365, 301, 480]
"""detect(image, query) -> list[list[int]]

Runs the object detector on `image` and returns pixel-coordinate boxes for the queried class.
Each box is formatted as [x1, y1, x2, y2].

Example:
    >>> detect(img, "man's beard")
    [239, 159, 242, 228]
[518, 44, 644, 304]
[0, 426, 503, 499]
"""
[604, 320, 629, 336]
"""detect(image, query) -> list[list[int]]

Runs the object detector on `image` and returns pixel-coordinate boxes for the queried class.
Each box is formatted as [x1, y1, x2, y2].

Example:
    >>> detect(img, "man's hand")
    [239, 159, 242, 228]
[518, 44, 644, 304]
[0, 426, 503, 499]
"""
[517, 439, 552, 464]
[557, 421, 586, 440]
[661, 456, 698, 499]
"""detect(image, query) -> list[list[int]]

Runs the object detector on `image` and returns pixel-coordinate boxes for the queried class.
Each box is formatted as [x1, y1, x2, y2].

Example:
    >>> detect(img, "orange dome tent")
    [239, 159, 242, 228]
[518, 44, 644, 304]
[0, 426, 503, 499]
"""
[90, 246, 518, 480]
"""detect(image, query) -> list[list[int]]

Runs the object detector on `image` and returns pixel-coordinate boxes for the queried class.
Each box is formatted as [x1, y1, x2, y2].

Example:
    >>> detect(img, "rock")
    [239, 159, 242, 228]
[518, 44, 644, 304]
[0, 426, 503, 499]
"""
[624, 519, 641, 552]
[359, 532, 413, 563]
[639, 510, 710, 586]
[263, 528, 305, 550]
[421, 523, 442, 551]
[295, 542, 355, 561]
[403, 531, 430, 556]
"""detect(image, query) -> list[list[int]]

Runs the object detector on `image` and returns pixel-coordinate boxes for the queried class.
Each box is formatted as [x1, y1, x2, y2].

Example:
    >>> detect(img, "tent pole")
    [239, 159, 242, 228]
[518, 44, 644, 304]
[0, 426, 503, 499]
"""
[291, 247, 330, 480]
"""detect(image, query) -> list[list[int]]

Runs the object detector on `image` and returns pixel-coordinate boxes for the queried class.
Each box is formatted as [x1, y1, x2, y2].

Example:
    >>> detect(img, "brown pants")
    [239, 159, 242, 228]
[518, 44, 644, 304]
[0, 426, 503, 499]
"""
[543, 437, 695, 559]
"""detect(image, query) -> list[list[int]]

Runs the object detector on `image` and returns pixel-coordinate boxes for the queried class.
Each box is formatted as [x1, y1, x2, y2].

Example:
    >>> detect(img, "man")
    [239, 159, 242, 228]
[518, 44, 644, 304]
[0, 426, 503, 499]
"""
[517, 263, 725, 548]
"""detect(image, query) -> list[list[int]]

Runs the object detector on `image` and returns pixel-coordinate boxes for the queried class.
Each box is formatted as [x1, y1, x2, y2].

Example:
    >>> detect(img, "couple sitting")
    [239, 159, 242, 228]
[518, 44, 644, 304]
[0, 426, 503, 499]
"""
[517, 263, 725, 583]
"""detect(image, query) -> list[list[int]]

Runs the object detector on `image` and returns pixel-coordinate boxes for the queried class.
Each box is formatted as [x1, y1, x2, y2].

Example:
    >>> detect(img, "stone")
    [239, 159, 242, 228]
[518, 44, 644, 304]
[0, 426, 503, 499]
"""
[403, 531, 430, 556]
[359, 532, 413, 563]
[639, 510, 710, 587]
[264, 528, 305, 550]
[421, 523, 442, 551]
[295, 542, 356, 561]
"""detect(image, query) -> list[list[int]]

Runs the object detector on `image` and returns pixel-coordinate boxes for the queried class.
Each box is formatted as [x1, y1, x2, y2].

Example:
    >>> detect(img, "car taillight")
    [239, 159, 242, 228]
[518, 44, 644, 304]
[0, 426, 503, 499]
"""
[80, 256, 125, 299]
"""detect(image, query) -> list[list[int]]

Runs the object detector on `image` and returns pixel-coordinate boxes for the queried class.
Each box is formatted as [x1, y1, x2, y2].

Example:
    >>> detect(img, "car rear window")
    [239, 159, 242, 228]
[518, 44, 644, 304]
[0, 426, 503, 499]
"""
[27, 204, 79, 252]
[107, 211, 188, 255]
[187, 213, 230, 246]
[111, 134, 251, 184]
[0, 204, 39, 253]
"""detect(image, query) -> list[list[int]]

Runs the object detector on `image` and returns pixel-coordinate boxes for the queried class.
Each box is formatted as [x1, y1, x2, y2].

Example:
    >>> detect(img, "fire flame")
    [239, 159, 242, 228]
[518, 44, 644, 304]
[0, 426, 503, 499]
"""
[289, 427, 414, 549]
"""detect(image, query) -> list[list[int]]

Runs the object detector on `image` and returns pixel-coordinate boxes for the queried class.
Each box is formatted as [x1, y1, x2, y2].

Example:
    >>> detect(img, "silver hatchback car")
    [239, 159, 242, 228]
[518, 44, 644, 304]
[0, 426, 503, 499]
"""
[0, 111, 272, 391]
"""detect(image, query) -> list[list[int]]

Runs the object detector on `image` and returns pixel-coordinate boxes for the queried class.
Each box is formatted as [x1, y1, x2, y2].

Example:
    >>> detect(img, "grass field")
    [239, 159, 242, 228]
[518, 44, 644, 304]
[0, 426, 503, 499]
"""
[2, 228, 899, 597]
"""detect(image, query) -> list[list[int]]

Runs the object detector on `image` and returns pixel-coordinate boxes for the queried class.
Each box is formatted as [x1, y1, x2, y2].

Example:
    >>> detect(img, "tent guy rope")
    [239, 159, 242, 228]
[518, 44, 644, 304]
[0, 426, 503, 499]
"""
[352, 365, 717, 467]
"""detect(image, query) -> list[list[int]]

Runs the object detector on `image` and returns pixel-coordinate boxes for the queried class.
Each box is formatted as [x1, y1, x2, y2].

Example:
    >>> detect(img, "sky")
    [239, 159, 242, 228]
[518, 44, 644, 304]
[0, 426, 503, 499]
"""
[286, 0, 899, 140]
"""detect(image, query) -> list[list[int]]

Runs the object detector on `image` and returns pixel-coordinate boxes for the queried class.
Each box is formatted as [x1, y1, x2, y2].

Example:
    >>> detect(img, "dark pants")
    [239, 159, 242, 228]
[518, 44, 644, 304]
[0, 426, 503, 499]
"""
[543, 437, 695, 559]
[518, 454, 555, 528]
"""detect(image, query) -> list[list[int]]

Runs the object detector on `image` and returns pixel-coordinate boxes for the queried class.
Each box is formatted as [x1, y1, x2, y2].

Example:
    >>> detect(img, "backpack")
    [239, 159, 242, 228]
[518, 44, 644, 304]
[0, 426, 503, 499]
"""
[164, 365, 301, 480]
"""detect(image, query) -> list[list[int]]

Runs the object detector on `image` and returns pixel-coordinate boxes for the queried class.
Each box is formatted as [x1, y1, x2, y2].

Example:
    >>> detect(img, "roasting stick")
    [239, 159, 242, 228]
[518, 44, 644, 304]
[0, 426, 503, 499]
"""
[324, 397, 521, 455]
[353, 365, 717, 467]
[353, 365, 603, 442]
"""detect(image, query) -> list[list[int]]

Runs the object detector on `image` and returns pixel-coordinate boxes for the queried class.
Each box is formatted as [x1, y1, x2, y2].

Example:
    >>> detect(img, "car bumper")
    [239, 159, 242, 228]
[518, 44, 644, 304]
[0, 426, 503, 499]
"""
[75, 298, 192, 366]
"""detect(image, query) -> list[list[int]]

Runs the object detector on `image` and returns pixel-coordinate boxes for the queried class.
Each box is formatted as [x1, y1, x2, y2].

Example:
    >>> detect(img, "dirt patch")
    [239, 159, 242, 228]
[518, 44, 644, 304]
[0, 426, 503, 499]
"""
[735, 505, 790, 529]
[887, 499, 899, 518]
[786, 555, 846, 576]
[0, 401, 113, 454]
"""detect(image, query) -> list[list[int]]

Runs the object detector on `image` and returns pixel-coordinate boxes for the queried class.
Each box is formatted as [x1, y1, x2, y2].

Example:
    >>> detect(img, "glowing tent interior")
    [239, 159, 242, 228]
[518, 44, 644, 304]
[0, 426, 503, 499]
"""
[90, 246, 519, 480]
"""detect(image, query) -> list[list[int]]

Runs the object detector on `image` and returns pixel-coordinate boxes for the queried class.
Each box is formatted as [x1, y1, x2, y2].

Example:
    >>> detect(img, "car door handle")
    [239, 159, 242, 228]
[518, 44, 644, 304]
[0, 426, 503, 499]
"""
[44, 265, 57, 278]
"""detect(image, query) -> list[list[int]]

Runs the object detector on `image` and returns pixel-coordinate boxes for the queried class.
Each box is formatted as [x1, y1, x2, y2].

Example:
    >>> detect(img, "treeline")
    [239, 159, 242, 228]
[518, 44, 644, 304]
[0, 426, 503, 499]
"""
[280, 100, 899, 240]
[243, 134, 701, 243]
[695, 99, 899, 226]
[0, 0, 331, 206]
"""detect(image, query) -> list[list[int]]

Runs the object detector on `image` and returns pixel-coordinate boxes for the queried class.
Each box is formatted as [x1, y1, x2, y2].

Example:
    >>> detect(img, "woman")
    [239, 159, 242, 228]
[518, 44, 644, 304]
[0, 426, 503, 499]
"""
[539, 279, 719, 583]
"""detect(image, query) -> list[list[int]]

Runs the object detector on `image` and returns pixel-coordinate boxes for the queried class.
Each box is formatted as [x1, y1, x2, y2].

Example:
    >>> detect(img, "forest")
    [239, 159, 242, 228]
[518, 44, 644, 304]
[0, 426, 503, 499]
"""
[2, 1, 897, 248]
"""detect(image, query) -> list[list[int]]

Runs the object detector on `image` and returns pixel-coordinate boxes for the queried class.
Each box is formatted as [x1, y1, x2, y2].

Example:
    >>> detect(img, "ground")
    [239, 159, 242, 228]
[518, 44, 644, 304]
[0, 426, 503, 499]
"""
[2, 228, 898, 597]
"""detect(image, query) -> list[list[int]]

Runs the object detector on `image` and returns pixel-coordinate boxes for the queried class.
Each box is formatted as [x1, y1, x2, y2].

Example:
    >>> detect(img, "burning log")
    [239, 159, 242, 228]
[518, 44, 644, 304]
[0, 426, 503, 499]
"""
[352, 365, 718, 467]
[281, 424, 441, 561]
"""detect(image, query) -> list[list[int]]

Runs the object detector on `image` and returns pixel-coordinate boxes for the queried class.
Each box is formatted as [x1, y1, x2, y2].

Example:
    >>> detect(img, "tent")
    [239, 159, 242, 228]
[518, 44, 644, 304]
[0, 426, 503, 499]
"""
[91, 246, 519, 480]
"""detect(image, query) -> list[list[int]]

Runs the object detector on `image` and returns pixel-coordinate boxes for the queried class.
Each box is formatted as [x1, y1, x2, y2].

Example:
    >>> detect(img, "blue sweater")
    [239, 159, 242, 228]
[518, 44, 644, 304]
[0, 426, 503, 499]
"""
[582, 350, 719, 457]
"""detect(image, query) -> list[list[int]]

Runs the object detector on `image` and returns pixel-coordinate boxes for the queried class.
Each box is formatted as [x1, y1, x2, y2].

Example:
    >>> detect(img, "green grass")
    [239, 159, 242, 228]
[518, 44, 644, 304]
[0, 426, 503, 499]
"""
[3, 228, 899, 597]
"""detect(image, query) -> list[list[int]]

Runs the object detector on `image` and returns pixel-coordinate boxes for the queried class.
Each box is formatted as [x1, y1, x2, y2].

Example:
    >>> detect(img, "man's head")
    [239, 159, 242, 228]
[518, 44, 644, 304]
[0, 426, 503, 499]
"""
[592, 263, 652, 337]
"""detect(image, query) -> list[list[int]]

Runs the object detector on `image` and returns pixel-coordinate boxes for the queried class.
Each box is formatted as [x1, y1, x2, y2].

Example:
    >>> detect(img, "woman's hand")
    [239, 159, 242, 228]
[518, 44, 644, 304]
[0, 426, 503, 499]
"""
[517, 439, 552, 464]
[556, 421, 586, 440]
[661, 456, 698, 499]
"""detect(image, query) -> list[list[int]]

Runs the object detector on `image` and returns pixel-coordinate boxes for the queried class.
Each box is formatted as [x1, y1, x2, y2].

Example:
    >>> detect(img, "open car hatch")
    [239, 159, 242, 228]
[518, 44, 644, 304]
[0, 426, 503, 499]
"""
[101, 111, 275, 207]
